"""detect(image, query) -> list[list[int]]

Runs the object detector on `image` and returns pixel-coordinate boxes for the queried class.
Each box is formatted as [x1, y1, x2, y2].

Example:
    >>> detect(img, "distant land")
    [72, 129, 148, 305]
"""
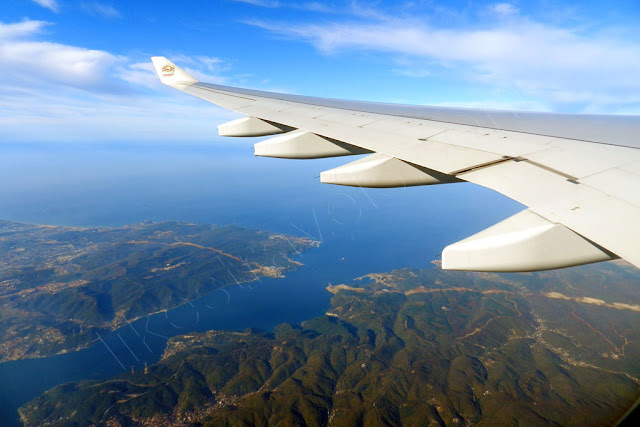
[20, 261, 640, 426]
[0, 220, 318, 362]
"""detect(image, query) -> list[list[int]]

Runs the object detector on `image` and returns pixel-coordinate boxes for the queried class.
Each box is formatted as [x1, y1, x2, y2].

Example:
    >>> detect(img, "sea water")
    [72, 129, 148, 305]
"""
[0, 142, 522, 425]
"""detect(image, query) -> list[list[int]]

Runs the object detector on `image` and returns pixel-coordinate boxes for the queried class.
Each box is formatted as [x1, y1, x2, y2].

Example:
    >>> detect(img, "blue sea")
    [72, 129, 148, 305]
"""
[0, 142, 522, 425]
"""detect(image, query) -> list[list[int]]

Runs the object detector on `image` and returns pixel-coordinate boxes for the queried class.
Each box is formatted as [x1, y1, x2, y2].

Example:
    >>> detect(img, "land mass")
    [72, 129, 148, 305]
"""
[0, 220, 318, 362]
[20, 260, 640, 426]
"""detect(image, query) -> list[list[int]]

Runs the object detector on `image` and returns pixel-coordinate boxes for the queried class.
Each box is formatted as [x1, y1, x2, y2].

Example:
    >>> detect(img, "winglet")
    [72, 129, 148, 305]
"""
[150, 57, 198, 87]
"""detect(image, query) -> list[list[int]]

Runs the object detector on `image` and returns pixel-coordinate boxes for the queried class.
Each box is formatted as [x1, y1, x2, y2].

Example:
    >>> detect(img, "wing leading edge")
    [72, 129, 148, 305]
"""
[151, 57, 640, 272]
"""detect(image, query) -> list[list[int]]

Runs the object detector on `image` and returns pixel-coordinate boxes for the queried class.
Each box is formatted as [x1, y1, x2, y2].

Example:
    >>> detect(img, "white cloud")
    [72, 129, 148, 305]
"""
[0, 38, 125, 93]
[489, 3, 519, 17]
[231, 0, 336, 13]
[245, 11, 640, 112]
[82, 2, 121, 18]
[169, 54, 232, 85]
[233, 0, 281, 8]
[295, 2, 333, 13]
[0, 20, 237, 143]
[32, 0, 59, 13]
[0, 20, 49, 39]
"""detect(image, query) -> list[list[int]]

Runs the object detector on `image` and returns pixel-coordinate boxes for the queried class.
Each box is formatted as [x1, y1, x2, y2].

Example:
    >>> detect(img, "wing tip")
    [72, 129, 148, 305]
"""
[150, 56, 198, 87]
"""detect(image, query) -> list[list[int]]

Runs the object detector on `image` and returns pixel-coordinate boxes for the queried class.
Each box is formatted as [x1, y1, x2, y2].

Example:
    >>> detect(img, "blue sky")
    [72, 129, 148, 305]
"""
[1, 0, 640, 143]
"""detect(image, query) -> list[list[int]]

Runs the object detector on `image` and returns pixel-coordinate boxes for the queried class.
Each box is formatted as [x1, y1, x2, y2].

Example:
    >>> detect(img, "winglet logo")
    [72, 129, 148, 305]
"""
[162, 64, 175, 77]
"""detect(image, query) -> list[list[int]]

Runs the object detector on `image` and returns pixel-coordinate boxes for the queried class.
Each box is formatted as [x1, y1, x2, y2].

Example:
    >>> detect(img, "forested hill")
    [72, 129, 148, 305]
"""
[0, 220, 317, 362]
[21, 261, 640, 426]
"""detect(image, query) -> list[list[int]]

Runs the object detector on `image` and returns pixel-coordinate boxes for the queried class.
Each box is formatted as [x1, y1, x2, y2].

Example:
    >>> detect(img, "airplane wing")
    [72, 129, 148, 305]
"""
[150, 56, 640, 273]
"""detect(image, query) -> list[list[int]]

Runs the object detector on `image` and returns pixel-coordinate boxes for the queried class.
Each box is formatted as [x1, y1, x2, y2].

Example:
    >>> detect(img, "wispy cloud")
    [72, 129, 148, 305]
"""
[82, 2, 121, 19]
[0, 20, 50, 39]
[294, 2, 333, 13]
[488, 3, 519, 17]
[232, 0, 338, 13]
[31, 0, 59, 13]
[232, 0, 281, 8]
[245, 5, 640, 113]
[0, 22, 124, 93]
[0, 20, 237, 143]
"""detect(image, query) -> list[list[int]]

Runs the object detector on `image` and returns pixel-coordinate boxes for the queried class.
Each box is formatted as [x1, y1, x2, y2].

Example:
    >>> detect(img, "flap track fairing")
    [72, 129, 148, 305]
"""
[218, 117, 295, 137]
[254, 130, 371, 159]
[442, 209, 617, 272]
[321, 153, 462, 188]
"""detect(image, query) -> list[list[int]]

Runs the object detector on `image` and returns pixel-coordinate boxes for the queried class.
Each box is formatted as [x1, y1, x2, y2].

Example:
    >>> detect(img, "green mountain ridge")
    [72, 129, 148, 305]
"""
[20, 262, 640, 426]
[0, 220, 317, 362]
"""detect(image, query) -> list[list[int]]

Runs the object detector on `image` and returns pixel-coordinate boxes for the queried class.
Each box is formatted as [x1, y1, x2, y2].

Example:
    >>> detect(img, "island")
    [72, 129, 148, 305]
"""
[0, 220, 318, 362]
[19, 260, 640, 426]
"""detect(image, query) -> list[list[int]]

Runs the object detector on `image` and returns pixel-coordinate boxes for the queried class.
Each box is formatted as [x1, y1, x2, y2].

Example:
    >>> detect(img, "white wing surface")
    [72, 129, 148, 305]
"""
[151, 57, 640, 272]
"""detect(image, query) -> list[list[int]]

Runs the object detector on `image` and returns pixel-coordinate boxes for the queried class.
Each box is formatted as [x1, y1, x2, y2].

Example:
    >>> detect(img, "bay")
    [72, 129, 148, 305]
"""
[0, 142, 522, 425]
